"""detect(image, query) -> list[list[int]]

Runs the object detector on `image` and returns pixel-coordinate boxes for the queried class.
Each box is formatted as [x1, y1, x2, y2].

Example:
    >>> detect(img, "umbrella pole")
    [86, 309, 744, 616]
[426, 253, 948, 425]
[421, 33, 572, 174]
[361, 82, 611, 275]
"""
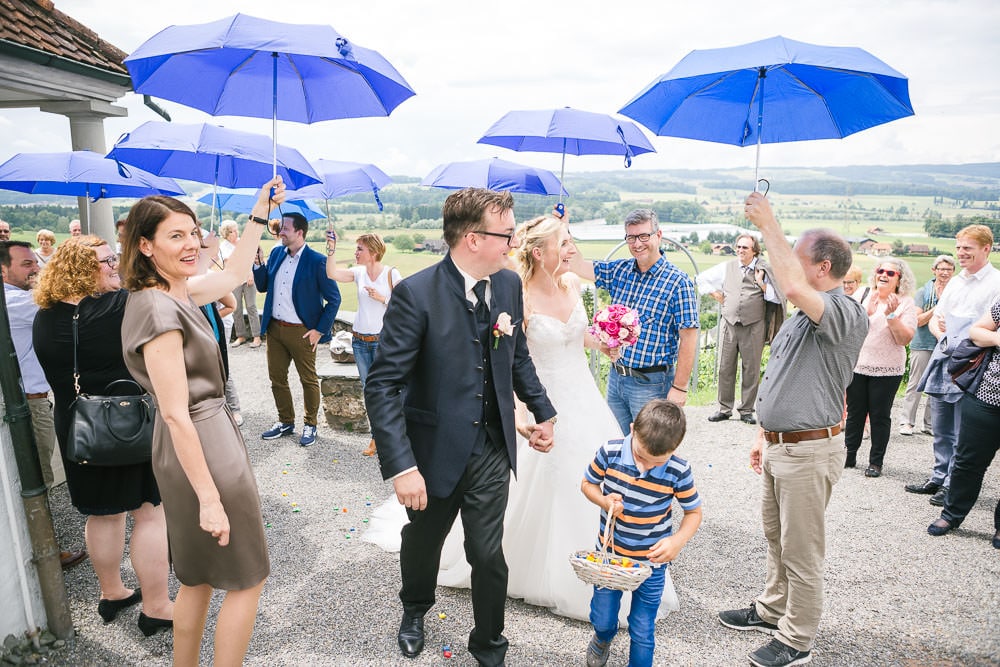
[559, 140, 567, 204]
[271, 52, 278, 182]
[753, 66, 766, 192]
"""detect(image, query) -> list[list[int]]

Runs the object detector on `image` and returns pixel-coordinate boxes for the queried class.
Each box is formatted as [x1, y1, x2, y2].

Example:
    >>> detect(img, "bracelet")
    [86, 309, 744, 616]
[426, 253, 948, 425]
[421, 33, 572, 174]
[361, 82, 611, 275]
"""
[249, 215, 268, 225]
[671, 384, 688, 393]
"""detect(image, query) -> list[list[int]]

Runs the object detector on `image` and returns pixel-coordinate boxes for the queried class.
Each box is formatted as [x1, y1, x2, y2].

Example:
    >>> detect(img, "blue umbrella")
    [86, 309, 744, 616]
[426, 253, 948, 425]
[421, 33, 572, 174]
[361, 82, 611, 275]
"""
[285, 159, 392, 216]
[124, 14, 415, 175]
[477, 107, 655, 202]
[0, 151, 185, 233]
[619, 35, 914, 186]
[421, 158, 567, 197]
[108, 121, 321, 230]
[197, 191, 326, 222]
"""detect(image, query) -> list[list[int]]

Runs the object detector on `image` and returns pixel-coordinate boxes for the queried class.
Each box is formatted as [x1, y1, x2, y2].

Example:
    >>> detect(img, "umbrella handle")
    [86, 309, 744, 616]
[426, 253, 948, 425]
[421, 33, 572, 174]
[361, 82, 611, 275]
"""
[755, 178, 770, 196]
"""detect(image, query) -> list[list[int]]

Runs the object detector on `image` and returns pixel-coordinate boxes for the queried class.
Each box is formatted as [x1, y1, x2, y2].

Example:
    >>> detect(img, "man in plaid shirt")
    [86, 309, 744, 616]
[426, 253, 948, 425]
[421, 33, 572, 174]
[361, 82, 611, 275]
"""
[569, 208, 699, 434]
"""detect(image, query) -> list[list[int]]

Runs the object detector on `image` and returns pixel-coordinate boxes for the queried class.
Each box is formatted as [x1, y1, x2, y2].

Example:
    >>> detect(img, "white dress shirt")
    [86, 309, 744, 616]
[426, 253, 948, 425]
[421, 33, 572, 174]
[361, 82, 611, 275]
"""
[271, 245, 304, 324]
[4, 283, 49, 394]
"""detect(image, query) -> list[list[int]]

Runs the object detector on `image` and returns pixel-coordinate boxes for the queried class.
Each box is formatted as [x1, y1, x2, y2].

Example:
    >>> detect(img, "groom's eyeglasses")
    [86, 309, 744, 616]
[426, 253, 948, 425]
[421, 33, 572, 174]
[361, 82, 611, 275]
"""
[472, 230, 515, 246]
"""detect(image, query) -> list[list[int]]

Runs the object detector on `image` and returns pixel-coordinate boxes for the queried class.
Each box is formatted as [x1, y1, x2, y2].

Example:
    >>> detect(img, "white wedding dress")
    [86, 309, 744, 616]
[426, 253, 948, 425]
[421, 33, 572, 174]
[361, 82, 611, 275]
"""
[362, 299, 678, 622]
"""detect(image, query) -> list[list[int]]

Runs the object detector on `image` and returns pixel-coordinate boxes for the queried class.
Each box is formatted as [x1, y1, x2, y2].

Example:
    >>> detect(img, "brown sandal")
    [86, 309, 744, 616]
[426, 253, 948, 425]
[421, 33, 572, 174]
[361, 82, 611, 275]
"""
[363, 439, 376, 456]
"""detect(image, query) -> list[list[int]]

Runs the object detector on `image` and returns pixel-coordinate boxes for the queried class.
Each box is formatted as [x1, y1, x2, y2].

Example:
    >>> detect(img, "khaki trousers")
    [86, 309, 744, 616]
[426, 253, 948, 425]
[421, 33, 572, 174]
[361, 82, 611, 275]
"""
[717, 318, 765, 415]
[756, 432, 845, 652]
[28, 396, 64, 488]
[266, 321, 320, 426]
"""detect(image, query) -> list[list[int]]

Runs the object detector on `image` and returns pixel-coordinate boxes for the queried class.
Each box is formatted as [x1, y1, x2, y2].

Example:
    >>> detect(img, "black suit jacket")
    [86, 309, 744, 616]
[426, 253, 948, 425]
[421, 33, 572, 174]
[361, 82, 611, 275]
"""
[364, 254, 556, 498]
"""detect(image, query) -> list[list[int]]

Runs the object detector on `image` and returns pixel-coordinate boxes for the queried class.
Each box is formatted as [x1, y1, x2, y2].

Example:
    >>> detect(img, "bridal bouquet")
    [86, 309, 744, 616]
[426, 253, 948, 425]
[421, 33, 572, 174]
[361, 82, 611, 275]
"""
[589, 304, 641, 349]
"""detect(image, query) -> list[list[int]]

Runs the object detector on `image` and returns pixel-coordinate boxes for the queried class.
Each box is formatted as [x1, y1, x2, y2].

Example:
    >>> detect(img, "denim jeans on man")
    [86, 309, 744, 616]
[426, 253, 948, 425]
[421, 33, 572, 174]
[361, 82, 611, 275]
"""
[607, 367, 673, 435]
[929, 395, 963, 486]
[590, 564, 665, 667]
[352, 338, 379, 389]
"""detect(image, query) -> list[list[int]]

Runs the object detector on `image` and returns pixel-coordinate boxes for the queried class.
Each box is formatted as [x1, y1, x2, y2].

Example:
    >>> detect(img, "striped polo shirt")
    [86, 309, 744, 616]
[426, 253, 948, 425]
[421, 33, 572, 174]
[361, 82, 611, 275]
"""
[584, 435, 700, 560]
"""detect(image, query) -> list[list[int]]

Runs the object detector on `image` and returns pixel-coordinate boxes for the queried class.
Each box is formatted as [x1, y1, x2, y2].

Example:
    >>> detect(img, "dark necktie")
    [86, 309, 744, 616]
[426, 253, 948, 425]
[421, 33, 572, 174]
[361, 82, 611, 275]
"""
[473, 279, 490, 324]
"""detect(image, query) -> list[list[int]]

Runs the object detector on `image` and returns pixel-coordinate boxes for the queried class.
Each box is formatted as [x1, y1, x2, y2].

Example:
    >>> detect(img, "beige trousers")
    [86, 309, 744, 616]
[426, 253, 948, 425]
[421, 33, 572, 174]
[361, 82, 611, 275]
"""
[755, 432, 845, 652]
[28, 396, 65, 488]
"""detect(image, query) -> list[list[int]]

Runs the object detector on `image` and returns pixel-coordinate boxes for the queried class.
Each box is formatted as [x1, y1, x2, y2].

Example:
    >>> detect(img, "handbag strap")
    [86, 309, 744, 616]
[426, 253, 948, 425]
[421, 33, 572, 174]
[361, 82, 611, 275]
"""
[72, 302, 83, 396]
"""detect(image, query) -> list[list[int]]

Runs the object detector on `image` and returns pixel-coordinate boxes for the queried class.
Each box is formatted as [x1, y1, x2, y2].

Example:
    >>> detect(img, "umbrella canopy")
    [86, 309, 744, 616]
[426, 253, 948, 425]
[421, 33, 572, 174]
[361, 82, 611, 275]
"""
[619, 35, 914, 183]
[421, 158, 567, 197]
[285, 159, 392, 212]
[0, 150, 185, 199]
[197, 191, 325, 221]
[477, 107, 654, 202]
[107, 121, 321, 190]
[124, 14, 415, 123]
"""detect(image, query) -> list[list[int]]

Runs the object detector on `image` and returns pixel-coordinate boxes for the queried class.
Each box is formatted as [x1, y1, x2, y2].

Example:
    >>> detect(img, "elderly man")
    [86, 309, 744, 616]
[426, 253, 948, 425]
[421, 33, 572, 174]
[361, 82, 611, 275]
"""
[569, 208, 699, 434]
[718, 194, 867, 667]
[701, 234, 785, 425]
[253, 212, 341, 446]
[910, 225, 1000, 505]
[0, 219, 10, 241]
[1, 240, 86, 569]
[68, 219, 82, 237]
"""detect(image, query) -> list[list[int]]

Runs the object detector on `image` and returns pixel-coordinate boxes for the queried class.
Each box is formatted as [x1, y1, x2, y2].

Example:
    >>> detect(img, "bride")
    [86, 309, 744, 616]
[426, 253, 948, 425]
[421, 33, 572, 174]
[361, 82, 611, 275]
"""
[363, 215, 678, 621]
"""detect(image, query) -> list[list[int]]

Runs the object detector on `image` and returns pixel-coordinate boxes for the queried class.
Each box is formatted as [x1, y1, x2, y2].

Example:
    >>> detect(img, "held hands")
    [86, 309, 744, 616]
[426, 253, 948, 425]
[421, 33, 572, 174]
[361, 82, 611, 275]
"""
[394, 469, 428, 511]
[199, 498, 231, 546]
[528, 420, 555, 452]
[604, 492, 624, 519]
[647, 535, 681, 563]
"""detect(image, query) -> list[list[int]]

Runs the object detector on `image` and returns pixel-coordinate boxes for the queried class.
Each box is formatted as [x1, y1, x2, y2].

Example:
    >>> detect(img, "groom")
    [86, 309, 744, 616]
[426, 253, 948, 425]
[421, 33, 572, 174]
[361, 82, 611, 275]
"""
[365, 188, 556, 666]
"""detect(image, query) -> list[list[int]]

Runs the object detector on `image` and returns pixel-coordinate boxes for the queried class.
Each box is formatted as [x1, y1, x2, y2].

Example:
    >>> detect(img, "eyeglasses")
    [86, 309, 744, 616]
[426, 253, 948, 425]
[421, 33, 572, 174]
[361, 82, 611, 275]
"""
[843, 280, 858, 286]
[472, 230, 515, 246]
[875, 268, 898, 277]
[98, 255, 119, 269]
[624, 233, 653, 244]
[934, 265, 954, 272]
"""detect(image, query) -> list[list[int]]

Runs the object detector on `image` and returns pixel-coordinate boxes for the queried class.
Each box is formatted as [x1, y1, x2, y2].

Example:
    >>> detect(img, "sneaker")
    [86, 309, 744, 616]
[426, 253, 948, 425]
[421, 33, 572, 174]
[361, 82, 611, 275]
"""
[261, 422, 295, 440]
[585, 634, 612, 667]
[749, 638, 812, 667]
[899, 424, 914, 436]
[299, 424, 318, 447]
[921, 427, 933, 435]
[718, 603, 778, 635]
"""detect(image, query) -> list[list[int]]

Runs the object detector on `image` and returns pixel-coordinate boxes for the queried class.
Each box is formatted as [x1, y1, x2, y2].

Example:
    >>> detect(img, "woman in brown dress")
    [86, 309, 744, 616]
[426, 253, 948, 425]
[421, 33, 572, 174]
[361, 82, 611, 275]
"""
[120, 177, 284, 666]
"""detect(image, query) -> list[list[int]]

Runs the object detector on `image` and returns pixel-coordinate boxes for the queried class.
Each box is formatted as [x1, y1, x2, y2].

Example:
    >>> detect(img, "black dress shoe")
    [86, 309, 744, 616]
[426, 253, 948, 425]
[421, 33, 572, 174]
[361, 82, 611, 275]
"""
[137, 612, 173, 637]
[740, 414, 757, 425]
[927, 518, 954, 536]
[60, 548, 88, 570]
[929, 487, 949, 507]
[905, 479, 941, 494]
[844, 454, 857, 469]
[397, 613, 425, 658]
[97, 588, 142, 623]
[707, 412, 732, 422]
[992, 531, 1000, 549]
[864, 464, 882, 478]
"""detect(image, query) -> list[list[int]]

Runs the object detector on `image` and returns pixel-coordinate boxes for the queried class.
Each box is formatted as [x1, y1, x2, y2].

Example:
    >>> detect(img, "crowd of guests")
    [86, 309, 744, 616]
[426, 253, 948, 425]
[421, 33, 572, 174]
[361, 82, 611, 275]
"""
[1, 192, 999, 667]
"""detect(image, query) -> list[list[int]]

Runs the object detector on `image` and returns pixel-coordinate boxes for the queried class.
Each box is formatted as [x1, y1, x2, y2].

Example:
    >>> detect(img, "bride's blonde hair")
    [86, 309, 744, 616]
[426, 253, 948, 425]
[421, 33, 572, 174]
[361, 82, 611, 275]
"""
[514, 215, 569, 287]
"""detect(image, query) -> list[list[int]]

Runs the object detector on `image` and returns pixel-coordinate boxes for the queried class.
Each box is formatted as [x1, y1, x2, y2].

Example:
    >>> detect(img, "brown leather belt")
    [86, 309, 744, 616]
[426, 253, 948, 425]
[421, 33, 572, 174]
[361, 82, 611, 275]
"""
[352, 332, 379, 342]
[272, 319, 303, 327]
[763, 424, 841, 444]
[25, 392, 48, 400]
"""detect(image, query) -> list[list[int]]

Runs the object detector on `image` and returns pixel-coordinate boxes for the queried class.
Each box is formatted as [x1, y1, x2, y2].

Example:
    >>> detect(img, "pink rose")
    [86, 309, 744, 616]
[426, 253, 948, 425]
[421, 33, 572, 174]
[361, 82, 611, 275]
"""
[605, 322, 621, 336]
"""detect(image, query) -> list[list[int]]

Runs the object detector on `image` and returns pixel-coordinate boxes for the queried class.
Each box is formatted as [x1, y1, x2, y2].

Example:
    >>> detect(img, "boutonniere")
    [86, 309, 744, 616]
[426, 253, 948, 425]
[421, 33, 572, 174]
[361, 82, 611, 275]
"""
[492, 312, 514, 349]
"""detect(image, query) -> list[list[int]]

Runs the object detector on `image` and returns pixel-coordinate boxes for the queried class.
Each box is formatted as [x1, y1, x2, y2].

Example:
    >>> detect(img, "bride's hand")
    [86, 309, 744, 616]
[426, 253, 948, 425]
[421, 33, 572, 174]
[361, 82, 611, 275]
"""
[515, 422, 533, 439]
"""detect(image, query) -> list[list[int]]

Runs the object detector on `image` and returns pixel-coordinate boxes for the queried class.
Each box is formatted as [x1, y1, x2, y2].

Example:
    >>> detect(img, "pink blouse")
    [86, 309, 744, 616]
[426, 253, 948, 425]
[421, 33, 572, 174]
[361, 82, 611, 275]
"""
[854, 294, 917, 376]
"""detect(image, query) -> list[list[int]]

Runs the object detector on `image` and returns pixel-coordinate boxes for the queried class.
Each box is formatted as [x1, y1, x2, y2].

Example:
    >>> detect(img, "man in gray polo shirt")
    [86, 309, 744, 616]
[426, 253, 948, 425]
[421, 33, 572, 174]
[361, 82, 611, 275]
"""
[718, 193, 867, 667]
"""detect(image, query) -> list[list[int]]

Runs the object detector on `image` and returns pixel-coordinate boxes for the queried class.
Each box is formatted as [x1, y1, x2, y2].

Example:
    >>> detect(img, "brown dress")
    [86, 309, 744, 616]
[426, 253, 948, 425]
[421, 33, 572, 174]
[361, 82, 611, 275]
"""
[122, 288, 269, 590]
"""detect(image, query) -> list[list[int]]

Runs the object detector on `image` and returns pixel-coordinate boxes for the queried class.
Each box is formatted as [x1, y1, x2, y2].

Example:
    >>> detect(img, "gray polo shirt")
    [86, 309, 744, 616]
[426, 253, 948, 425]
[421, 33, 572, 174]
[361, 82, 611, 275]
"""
[757, 289, 867, 432]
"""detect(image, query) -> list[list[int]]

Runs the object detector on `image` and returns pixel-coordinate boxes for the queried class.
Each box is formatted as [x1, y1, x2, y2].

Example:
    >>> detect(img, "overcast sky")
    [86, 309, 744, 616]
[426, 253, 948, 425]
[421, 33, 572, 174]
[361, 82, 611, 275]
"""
[1, 0, 998, 183]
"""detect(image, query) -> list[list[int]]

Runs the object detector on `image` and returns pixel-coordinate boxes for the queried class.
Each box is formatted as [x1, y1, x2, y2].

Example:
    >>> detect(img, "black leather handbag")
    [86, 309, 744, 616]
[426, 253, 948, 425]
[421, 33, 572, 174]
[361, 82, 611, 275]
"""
[65, 305, 154, 466]
[947, 337, 995, 395]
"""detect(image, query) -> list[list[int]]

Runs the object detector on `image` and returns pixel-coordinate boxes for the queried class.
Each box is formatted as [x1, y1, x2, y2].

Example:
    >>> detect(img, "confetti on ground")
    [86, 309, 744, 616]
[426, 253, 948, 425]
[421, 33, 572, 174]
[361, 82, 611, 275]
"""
[292, 508, 301, 513]
[438, 613, 447, 620]
[281, 492, 288, 497]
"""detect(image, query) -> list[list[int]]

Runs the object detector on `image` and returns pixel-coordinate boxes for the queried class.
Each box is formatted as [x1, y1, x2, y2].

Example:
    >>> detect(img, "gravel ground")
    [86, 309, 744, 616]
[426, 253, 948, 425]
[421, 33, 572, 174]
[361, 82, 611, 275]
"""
[39, 346, 1000, 666]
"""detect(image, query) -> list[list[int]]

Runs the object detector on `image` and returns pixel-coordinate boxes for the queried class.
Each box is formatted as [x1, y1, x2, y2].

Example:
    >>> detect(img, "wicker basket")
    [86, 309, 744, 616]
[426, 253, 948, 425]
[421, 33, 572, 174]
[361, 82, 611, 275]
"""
[569, 516, 652, 592]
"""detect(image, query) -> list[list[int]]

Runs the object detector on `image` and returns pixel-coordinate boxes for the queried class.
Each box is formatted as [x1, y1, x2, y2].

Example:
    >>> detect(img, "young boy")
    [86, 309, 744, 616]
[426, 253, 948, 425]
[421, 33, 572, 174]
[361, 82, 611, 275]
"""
[581, 399, 702, 667]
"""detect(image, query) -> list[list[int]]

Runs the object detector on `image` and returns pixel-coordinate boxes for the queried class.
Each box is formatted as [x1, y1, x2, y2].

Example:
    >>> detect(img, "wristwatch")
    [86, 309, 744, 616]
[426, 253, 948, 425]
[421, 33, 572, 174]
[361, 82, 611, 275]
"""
[544, 415, 558, 425]
[886, 311, 898, 320]
[249, 215, 268, 225]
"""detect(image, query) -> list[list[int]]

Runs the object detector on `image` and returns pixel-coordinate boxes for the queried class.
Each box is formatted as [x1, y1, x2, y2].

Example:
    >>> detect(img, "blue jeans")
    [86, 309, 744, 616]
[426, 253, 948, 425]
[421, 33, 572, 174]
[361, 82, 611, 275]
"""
[607, 367, 673, 435]
[352, 338, 379, 390]
[929, 395, 963, 486]
[590, 565, 666, 667]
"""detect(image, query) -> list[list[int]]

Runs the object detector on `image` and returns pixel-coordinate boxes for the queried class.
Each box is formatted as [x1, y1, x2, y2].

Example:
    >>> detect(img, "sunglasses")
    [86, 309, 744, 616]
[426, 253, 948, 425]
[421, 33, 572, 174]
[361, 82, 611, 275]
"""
[875, 268, 898, 278]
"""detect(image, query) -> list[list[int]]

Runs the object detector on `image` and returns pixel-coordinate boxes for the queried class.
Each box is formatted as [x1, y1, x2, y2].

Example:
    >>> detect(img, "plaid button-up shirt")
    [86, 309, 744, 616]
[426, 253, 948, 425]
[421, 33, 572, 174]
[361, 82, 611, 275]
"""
[593, 255, 699, 369]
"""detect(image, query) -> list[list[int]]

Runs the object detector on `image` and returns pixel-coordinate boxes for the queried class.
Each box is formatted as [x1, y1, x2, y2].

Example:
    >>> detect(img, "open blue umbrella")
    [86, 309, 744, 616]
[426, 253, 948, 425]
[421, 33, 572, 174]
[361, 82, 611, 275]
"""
[197, 191, 326, 222]
[124, 14, 415, 175]
[108, 121, 321, 229]
[619, 35, 914, 186]
[0, 151, 185, 233]
[477, 107, 655, 203]
[285, 159, 392, 215]
[421, 158, 567, 197]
